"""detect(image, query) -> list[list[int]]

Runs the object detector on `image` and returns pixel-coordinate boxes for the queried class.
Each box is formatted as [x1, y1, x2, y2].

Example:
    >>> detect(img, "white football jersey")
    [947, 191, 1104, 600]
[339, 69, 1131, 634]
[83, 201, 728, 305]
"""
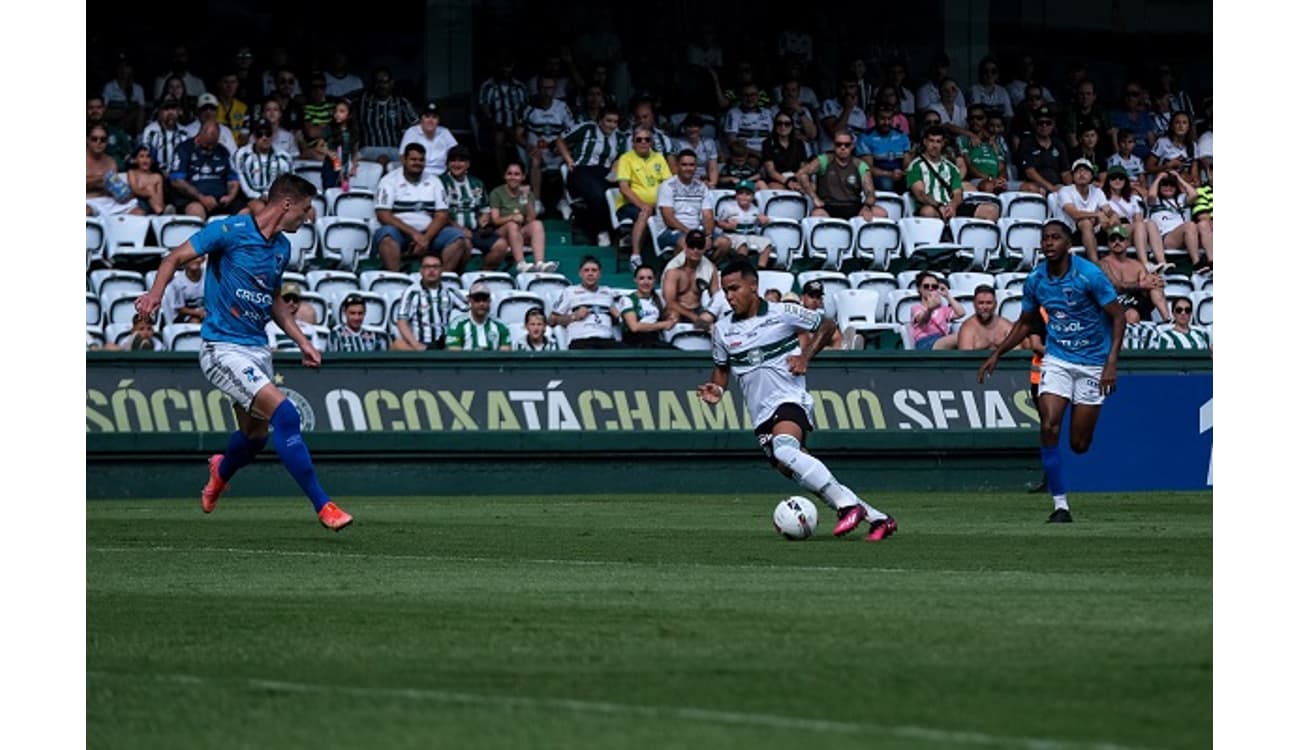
[712, 301, 822, 426]
[553, 284, 618, 341]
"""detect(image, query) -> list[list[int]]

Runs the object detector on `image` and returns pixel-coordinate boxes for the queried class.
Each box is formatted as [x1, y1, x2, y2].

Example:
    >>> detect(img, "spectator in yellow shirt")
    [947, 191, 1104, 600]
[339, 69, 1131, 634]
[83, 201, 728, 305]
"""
[615, 127, 672, 266]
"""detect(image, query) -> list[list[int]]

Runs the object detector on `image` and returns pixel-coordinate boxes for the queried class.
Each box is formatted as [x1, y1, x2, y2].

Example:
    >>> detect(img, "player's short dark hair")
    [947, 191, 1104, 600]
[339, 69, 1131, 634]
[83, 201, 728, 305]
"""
[677, 148, 697, 163]
[924, 125, 946, 140]
[1043, 219, 1072, 235]
[974, 284, 996, 298]
[267, 173, 317, 201]
[403, 142, 427, 157]
[721, 260, 757, 281]
[524, 307, 545, 323]
[579, 254, 602, 270]
[341, 294, 366, 312]
[446, 145, 472, 163]
[601, 105, 621, 120]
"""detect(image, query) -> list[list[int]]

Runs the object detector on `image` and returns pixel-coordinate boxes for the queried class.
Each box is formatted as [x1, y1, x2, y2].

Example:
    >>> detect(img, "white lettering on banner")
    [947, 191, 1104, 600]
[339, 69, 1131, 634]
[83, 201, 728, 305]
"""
[894, 390, 932, 429]
[326, 389, 366, 430]
[984, 391, 1019, 428]
[1199, 397, 1212, 486]
[546, 381, 581, 430]
[962, 391, 982, 428]
[927, 390, 962, 429]
[509, 390, 544, 429]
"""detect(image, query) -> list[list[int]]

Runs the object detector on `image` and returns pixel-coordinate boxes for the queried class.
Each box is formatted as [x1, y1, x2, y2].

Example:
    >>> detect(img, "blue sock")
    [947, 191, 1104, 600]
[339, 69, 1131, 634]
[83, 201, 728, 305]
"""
[270, 400, 330, 512]
[1040, 445, 1066, 497]
[218, 431, 267, 482]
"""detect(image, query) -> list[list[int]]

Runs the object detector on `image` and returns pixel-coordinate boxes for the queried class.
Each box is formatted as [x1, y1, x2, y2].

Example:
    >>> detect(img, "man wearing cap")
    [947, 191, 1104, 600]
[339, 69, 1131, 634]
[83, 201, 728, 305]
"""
[276, 281, 318, 328]
[170, 121, 243, 218]
[1015, 106, 1070, 195]
[328, 293, 388, 352]
[357, 67, 419, 166]
[796, 281, 844, 350]
[183, 92, 239, 156]
[399, 100, 459, 179]
[446, 283, 512, 351]
[662, 229, 721, 331]
[1097, 224, 1170, 325]
[715, 180, 772, 266]
[139, 97, 187, 182]
[233, 119, 294, 214]
[1058, 158, 1120, 262]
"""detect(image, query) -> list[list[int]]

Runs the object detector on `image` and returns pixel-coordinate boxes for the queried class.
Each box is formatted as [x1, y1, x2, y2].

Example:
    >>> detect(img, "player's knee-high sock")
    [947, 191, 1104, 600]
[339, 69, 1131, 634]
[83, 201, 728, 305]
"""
[270, 400, 330, 512]
[1040, 445, 1069, 510]
[772, 435, 887, 521]
[218, 431, 267, 482]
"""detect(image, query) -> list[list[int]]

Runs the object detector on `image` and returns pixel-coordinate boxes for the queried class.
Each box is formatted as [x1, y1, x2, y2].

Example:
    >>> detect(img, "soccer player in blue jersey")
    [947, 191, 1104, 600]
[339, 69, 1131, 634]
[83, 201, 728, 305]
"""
[135, 174, 353, 531]
[977, 220, 1126, 523]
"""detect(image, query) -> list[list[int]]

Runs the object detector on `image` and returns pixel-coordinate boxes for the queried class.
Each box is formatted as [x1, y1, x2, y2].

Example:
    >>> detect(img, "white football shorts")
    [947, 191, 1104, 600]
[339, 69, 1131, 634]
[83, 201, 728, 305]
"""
[199, 341, 275, 414]
[1039, 355, 1105, 406]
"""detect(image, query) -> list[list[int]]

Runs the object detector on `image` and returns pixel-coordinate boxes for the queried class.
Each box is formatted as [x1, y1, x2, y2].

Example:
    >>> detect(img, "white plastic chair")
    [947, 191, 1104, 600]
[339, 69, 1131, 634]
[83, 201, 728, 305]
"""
[326, 188, 378, 222]
[847, 270, 899, 322]
[994, 271, 1029, 292]
[103, 214, 165, 268]
[1191, 291, 1213, 326]
[163, 323, 204, 351]
[948, 217, 1001, 271]
[709, 188, 738, 217]
[898, 217, 961, 265]
[360, 270, 413, 298]
[998, 218, 1044, 271]
[757, 189, 811, 221]
[832, 288, 880, 327]
[946, 272, 997, 295]
[283, 223, 318, 271]
[997, 291, 1024, 322]
[896, 269, 945, 290]
[89, 269, 146, 299]
[297, 291, 329, 327]
[801, 217, 855, 270]
[351, 161, 385, 191]
[759, 220, 803, 269]
[86, 292, 103, 327]
[606, 188, 631, 237]
[757, 270, 796, 297]
[292, 160, 324, 191]
[103, 290, 144, 325]
[150, 215, 205, 251]
[850, 217, 901, 271]
[1163, 274, 1195, 301]
[460, 270, 517, 299]
[87, 217, 106, 265]
[495, 290, 549, 323]
[317, 216, 372, 271]
[645, 214, 677, 259]
[1000, 191, 1049, 221]
[665, 323, 713, 351]
[872, 191, 908, 221]
[519, 272, 571, 311]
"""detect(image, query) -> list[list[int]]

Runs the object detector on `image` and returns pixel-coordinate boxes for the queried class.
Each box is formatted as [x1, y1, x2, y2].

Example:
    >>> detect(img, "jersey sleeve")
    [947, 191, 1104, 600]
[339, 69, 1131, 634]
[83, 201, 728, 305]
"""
[187, 219, 229, 257]
[396, 287, 418, 321]
[777, 301, 823, 332]
[374, 176, 394, 211]
[552, 288, 572, 315]
[711, 325, 728, 367]
[1020, 276, 1040, 313]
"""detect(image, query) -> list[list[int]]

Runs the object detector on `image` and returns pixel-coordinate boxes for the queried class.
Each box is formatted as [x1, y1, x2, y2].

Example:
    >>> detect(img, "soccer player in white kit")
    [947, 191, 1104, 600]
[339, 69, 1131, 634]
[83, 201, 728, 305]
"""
[697, 261, 897, 541]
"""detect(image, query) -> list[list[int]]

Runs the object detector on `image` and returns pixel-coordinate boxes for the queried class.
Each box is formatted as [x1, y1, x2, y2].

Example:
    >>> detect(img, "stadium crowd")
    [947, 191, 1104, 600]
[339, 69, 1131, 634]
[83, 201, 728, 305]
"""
[86, 35, 1212, 354]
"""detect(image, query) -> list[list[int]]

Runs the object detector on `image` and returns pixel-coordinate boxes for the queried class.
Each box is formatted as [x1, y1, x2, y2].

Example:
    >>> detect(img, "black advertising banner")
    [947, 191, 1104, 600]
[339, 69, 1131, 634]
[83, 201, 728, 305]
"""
[87, 359, 1038, 434]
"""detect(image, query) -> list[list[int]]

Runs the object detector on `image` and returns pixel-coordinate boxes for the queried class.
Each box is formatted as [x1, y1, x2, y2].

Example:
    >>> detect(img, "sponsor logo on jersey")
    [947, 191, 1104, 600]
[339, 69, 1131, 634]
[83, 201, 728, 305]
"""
[236, 288, 274, 305]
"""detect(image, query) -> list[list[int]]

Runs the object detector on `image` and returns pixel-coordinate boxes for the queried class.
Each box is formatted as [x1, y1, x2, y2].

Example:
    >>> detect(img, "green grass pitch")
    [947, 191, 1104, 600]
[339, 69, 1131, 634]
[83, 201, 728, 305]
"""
[87, 492, 1211, 750]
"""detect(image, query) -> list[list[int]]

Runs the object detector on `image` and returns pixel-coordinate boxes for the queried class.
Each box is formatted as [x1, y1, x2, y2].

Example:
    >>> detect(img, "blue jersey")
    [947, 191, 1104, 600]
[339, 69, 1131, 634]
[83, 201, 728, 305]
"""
[1021, 256, 1118, 366]
[189, 216, 291, 346]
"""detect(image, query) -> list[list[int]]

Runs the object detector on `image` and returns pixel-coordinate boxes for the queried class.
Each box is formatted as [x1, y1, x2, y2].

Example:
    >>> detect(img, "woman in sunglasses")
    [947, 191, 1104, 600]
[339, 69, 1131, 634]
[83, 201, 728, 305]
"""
[907, 271, 964, 350]
[1152, 296, 1211, 351]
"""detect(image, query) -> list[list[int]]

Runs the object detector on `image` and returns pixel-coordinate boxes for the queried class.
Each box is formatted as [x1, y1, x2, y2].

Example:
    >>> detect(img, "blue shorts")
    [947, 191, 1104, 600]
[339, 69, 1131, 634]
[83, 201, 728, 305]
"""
[616, 204, 642, 224]
[914, 333, 942, 350]
[372, 225, 467, 256]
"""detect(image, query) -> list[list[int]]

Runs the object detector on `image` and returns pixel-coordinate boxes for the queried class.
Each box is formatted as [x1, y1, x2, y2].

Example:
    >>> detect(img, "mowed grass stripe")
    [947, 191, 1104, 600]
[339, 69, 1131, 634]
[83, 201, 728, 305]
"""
[88, 493, 1211, 750]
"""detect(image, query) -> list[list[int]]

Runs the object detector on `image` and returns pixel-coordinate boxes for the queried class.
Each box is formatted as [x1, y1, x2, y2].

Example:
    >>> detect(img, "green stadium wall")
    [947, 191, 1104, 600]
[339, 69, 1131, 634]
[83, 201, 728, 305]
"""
[86, 351, 1210, 498]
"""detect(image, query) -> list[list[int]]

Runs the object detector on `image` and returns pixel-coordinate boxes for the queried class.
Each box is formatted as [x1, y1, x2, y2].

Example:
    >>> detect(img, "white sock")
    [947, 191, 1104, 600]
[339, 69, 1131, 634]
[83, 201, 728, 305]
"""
[1053, 495, 1070, 511]
[773, 435, 888, 519]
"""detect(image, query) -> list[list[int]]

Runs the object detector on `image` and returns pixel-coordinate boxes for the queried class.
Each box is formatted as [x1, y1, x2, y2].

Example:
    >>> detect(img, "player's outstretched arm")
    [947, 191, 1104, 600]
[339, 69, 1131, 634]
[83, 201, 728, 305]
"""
[271, 295, 321, 368]
[136, 242, 199, 319]
[697, 365, 729, 404]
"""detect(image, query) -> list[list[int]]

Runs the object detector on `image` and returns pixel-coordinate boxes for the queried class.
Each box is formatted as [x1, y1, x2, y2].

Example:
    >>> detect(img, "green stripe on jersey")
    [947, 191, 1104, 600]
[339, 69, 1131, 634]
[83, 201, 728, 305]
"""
[727, 334, 800, 368]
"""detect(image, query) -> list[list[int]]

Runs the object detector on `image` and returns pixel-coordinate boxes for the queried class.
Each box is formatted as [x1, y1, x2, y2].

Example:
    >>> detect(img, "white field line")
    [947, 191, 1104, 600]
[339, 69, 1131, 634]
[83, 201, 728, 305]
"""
[86, 670, 1148, 750]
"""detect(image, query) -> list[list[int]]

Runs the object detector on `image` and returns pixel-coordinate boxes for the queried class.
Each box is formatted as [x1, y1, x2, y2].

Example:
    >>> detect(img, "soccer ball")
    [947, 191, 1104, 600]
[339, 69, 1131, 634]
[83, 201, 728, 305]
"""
[773, 496, 819, 540]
